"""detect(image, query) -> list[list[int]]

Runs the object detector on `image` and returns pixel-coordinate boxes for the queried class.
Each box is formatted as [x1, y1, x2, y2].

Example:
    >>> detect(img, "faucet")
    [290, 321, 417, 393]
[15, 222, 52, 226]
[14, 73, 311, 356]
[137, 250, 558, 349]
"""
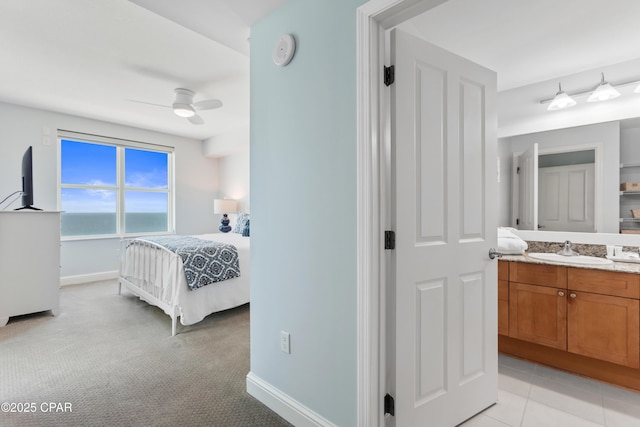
[557, 240, 579, 257]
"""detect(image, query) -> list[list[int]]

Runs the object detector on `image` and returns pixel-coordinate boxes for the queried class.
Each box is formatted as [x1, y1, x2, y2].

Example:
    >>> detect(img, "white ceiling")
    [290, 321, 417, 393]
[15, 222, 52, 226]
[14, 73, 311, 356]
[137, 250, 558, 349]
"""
[0, 0, 283, 141]
[130, 0, 286, 56]
[0, 0, 639, 142]
[402, 0, 640, 92]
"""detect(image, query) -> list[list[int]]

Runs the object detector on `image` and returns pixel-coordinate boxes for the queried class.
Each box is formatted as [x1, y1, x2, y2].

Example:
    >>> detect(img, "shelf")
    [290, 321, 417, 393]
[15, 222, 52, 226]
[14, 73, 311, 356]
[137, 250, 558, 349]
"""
[620, 191, 640, 196]
[620, 163, 640, 168]
[620, 218, 640, 222]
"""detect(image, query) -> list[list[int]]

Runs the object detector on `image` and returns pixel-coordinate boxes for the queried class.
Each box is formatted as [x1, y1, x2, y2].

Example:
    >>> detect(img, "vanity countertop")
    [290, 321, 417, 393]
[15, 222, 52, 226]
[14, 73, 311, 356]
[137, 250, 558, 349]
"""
[502, 253, 640, 274]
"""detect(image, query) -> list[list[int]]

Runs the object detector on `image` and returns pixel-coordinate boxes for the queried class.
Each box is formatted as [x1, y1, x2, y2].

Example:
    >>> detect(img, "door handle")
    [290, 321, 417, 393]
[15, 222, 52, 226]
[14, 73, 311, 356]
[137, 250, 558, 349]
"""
[489, 248, 503, 260]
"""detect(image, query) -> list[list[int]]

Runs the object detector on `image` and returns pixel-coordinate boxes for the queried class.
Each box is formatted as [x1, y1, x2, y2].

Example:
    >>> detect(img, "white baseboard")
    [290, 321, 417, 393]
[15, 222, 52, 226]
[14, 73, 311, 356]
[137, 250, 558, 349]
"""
[246, 371, 336, 427]
[60, 270, 119, 287]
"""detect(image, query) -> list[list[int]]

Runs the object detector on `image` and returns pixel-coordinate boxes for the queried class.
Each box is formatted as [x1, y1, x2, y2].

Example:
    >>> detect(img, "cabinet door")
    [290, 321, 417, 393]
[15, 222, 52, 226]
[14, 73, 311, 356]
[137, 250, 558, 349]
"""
[498, 261, 509, 335]
[567, 291, 640, 368]
[509, 282, 567, 350]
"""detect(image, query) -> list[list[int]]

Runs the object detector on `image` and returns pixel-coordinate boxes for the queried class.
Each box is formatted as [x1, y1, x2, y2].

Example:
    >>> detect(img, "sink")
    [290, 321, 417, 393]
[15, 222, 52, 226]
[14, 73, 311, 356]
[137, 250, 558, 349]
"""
[526, 252, 614, 266]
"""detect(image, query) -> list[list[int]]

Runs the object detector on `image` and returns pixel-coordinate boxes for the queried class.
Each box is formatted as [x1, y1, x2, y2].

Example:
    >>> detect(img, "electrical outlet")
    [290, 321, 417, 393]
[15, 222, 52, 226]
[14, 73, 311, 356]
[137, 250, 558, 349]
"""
[280, 331, 290, 354]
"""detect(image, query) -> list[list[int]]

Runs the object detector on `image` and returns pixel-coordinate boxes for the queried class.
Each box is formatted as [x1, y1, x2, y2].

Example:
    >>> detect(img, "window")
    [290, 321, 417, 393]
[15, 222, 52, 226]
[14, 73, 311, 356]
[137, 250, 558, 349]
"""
[59, 132, 173, 238]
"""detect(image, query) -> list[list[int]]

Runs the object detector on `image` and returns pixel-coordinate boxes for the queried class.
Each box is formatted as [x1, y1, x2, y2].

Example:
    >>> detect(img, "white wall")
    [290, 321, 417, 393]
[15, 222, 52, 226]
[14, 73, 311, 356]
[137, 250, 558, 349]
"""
[0, 101, 219, 281]
[203, 126, 250, 230]
[203, 125, 249, 159]
[217, 147, 250, 213]
[504, 121, 620, 233]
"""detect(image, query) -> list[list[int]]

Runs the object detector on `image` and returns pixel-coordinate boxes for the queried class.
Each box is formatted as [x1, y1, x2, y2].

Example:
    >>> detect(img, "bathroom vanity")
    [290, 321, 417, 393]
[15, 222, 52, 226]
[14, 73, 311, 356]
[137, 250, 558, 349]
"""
[498, 256, 640, 391]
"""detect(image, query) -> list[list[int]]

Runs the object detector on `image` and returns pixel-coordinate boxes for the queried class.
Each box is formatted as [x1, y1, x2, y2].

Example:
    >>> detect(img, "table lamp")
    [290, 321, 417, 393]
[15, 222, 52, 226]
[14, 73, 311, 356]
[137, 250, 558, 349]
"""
[214, 199, 237, 233]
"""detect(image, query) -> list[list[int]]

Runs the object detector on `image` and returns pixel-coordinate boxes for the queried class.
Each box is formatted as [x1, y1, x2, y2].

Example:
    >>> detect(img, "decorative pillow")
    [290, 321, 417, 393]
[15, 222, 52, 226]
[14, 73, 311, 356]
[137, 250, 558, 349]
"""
[242, 219, 250, 237]
[233, 212, 250, 234]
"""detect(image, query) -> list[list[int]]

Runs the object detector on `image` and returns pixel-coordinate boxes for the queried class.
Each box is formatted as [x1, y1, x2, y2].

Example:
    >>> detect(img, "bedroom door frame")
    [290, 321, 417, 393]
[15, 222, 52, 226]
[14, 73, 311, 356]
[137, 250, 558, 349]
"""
[356, 1, 452, 426]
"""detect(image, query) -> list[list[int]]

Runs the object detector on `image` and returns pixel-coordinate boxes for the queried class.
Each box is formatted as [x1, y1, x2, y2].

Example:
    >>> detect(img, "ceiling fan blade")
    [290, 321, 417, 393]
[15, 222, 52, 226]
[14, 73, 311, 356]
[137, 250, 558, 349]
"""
[127, 99, 171, 109]
[193, 99, 223, 111]
[188, 114, 204, 125]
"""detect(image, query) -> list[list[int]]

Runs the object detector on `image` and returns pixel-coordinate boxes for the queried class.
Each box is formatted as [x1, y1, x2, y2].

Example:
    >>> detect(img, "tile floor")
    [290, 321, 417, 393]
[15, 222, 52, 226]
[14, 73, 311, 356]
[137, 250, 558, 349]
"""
[460, 354, 640, 427]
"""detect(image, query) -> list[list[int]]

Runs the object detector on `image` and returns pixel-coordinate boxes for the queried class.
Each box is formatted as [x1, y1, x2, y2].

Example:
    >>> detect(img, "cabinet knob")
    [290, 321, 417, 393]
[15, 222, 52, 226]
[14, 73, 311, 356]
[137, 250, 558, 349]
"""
[558, 291, 565, 297]
[569, 293, 577, 299]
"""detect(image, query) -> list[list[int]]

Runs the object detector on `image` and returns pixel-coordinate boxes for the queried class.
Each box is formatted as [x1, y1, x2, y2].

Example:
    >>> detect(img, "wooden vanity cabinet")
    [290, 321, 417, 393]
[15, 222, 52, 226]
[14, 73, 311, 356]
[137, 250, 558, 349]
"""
[498, 260, 509, 335]
[507, 262, 568, 349]
[499, 260, 640, 390]
[566, 268, 640, 368]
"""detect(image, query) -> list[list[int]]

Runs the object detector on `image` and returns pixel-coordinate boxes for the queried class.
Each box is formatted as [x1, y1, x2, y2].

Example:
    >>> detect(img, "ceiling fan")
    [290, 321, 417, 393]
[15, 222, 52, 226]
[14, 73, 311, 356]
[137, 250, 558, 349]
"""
[131, 88, 222, 125]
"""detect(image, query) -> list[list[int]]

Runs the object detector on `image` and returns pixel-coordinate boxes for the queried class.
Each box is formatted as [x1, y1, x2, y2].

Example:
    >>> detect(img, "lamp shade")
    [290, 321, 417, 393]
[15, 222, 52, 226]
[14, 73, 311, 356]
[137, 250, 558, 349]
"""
[588, 73, 620, 102]
[214, 199, 237, 214]
[547, 83, 576, 111]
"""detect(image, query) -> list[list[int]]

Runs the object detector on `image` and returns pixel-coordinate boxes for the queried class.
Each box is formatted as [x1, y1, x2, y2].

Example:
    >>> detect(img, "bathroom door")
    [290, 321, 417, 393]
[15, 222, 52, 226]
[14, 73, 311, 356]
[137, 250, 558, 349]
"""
[390, 29, 498, 426]
[538, 163, 595, 232]
[515, 143, 539, 230]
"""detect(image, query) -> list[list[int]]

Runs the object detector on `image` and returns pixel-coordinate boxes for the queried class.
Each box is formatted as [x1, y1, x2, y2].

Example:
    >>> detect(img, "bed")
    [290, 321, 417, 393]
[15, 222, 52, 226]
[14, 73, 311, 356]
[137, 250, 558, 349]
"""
[118, 232, 250, 336]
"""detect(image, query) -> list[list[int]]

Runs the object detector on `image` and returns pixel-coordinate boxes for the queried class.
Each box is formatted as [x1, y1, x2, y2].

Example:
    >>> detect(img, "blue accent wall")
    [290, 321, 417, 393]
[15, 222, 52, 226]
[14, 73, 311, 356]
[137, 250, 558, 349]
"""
[250, 0, 366, 425]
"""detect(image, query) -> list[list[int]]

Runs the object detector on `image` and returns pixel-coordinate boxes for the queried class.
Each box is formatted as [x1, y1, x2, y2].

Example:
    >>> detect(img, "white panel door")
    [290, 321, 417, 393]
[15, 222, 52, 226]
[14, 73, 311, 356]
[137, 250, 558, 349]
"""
[391, 29, 498, 426]
[538, 163, 595, 232]
[517, 143, 538, 230]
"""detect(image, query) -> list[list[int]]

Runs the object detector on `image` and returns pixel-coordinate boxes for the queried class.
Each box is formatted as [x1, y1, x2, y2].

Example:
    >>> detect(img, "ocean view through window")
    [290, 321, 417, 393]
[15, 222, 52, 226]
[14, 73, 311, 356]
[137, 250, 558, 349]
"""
[59, 132, 173, 238]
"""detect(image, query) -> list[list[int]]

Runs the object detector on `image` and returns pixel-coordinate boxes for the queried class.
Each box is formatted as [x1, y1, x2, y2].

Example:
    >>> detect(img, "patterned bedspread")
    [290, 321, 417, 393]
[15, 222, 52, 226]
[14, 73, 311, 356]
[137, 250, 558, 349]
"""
[135, 235, 240, 290]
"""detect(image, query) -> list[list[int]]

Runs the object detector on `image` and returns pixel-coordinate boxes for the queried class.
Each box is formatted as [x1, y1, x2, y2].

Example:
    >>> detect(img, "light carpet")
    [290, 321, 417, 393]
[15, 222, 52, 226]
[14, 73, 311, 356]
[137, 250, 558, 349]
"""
[0, 280, 291, 427]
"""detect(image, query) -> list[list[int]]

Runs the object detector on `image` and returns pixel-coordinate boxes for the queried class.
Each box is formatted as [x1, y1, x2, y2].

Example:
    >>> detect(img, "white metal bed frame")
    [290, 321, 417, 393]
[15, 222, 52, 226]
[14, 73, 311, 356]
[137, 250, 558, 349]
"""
[118, 238, 182, 336]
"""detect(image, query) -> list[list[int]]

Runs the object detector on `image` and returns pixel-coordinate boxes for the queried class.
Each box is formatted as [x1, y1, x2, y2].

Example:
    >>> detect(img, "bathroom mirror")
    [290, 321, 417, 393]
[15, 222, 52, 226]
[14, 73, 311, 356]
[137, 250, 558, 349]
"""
[513, 145, 599, 233]
[500, 121, 622, 234]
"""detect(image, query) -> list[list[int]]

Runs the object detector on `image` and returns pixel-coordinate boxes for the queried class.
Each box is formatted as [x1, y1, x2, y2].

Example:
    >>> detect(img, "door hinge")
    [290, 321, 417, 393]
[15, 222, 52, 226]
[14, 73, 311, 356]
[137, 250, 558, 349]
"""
[516, 166, 520, 174]
[384, 230, 395, 250]
[384, 65, 395, 86]
[516, 218, 520, 226]
[384, 393, 395, 416]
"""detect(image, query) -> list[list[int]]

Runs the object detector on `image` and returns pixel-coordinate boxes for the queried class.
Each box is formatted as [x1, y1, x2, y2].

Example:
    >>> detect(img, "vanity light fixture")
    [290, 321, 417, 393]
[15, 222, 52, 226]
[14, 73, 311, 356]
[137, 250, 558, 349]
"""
[547, 82, 576, 111]
[587, 72, 620, 102]
[541, 73, 640, 110]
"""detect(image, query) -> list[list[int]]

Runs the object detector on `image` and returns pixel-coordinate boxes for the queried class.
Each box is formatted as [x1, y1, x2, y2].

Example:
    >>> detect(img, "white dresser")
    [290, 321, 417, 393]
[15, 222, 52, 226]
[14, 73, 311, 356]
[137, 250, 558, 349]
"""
[0, 211, 60, 326]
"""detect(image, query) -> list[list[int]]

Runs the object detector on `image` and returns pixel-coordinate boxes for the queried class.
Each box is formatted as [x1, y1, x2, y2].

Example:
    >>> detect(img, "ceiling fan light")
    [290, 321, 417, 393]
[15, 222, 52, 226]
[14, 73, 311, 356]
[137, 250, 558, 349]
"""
[547, 83, 576, 111]
[173, 103, 195, 118]
[587, 73, 620, 102]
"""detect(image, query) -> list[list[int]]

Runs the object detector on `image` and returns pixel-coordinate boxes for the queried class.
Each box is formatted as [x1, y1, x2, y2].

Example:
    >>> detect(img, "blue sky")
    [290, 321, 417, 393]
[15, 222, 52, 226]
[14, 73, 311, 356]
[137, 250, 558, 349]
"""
[61, 140, 168, 213]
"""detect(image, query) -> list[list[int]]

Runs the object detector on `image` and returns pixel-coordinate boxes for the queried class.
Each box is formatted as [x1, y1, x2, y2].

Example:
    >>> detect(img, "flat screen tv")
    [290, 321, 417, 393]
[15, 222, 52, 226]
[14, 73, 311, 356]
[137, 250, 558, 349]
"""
[15, 146, 41, 211]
